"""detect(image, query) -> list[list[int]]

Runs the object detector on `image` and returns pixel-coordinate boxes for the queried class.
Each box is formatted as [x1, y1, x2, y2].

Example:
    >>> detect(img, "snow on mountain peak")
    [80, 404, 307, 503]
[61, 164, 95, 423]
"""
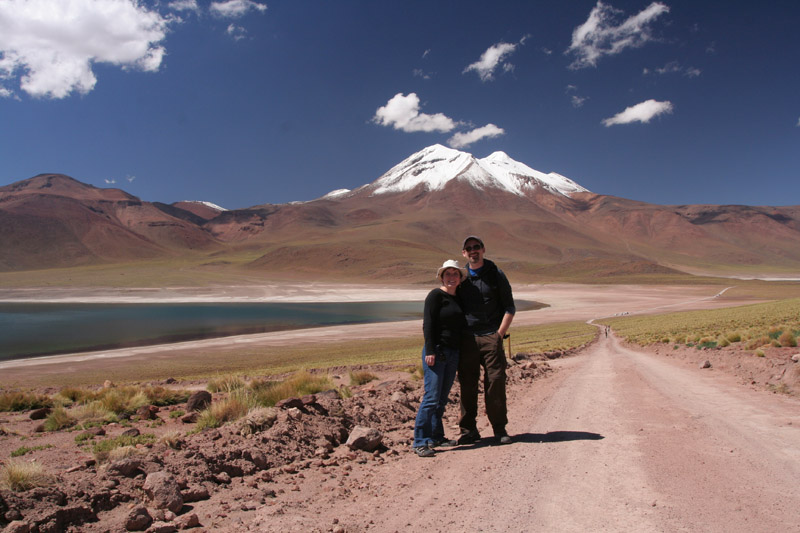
[183, 200, 227, 211]
[369, 144, 588, 197]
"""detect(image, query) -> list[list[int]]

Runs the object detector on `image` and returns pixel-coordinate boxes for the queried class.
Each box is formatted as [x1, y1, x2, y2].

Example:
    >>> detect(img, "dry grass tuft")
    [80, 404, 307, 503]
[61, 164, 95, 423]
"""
[0, 459, 55, 491]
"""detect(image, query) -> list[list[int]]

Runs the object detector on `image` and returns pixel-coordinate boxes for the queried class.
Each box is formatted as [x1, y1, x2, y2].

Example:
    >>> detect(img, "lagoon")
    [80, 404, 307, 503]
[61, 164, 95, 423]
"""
[0, 301, 424, 361]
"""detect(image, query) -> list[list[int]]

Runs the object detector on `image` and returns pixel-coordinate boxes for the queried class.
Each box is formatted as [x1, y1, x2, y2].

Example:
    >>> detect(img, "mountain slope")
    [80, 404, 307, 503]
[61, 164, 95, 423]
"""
[3, 149, 800, 281]
[0, 174, 221, 270]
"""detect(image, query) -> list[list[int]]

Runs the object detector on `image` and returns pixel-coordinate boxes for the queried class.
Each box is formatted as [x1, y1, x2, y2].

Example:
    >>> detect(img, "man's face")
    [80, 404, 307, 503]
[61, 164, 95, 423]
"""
[462, 239, 484, 265]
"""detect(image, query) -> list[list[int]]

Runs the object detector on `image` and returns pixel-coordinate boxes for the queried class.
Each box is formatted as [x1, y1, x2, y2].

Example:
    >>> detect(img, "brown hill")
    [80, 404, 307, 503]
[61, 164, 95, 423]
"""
[0, 174, 220, 270]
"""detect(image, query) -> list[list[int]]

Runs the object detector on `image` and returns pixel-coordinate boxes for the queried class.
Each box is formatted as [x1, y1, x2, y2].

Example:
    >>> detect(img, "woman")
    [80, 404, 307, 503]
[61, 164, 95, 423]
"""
[413, 259, 467, 457]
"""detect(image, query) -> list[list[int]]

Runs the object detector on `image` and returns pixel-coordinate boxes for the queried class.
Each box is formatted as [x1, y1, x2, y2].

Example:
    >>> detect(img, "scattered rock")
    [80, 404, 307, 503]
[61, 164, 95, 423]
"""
[29, 407, 52, 420]
[180, 412, 198, 424]
[121, 427, 141, 438]
[136, 405, 160, 420]
[791, 354, 800, 363]
[124, 506, 152, 531]
[700, 360, 712, 369]
[5, 521, 31, 533]
[103, 380, 115, 388]
[175, 513, 200, 529]
[345, 426, 382, 452]
[107, 458, 142, 477]
[143, 472, 184, 513]
[181, 485, 210, 503]
[186, 390, 212, 412]
[275, 397, 304, 409]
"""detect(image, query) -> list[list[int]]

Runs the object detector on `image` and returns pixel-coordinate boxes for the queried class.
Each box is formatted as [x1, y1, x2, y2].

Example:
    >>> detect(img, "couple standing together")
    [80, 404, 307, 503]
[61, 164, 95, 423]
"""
[413, 236, 516, 457]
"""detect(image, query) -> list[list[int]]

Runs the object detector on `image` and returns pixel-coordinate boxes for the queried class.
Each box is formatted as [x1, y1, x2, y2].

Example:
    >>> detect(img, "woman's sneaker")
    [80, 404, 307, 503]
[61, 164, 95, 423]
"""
[414, 445, 435, 458]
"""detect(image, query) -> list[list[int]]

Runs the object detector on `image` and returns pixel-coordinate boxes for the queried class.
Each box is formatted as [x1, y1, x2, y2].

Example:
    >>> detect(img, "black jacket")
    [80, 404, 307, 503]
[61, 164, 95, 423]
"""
[457, 259, 515, 335]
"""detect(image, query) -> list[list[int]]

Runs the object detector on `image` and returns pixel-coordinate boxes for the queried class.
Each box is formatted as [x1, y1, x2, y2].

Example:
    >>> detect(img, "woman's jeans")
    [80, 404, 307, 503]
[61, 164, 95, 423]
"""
[413, 345, 460, 448]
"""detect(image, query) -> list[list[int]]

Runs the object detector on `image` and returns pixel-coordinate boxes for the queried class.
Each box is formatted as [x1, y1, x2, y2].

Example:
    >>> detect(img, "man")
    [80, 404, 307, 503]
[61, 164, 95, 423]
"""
[457, 235, 515, 445]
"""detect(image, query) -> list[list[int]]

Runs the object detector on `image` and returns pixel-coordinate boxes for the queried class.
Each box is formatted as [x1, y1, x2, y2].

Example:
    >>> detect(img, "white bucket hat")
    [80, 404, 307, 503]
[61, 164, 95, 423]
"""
[436, 259, 466, 280]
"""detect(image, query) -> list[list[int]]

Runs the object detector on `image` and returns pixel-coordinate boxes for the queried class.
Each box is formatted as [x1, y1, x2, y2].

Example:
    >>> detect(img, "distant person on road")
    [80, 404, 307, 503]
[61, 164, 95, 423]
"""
[457, 236, 516, 445]
[413, 260, 467, 458]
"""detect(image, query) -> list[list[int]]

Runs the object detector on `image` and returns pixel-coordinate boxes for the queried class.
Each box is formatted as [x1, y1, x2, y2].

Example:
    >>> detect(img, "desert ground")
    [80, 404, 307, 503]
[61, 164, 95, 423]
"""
[2, 283, 799, 532]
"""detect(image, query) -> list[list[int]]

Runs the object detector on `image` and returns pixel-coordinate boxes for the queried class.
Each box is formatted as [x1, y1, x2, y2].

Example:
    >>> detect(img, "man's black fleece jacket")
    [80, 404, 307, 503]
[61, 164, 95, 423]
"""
[457, 259, 516, 335]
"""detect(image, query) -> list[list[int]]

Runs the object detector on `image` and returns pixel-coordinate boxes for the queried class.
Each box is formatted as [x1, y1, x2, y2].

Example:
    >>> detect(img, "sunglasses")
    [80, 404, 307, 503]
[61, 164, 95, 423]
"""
[463, 244, 483, 252]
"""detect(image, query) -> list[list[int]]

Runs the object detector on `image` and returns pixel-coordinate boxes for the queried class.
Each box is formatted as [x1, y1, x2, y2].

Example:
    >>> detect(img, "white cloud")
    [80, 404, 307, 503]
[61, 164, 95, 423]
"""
[602, 99, 673, 126]
[412, 68, 431, 80]
[227, 24, 247, 40]
[572, 95, 588, 108]
[447, 124, 505, 149]
[645, 61, 701, 78]
[684, 67, 701, 78]
[567, 1, 669, 69]
[210, 0, 267, 18]
[168, 0, 199, 12]
[126, 175, 136, 183]
[0, 0, 170, 99]
[373, 93, 459, 133]
[464, 39, 524, 81]
[104, 179, 116, 184]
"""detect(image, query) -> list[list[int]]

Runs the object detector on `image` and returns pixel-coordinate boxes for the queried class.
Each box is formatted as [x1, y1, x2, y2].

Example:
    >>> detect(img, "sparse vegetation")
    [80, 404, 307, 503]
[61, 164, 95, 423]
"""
[0, 459, 54, 491]
[207, 375, 246, 393]
[10, 444, 54, 457]
[598, 298, 800, 353]
[0, 391, 52, 412]
[349, 370, 378, 386]
[159, 431, 185, 450]
[250, 371, 332, 407]
[92, 433, 156, 463]
[43, 406, 75, 432]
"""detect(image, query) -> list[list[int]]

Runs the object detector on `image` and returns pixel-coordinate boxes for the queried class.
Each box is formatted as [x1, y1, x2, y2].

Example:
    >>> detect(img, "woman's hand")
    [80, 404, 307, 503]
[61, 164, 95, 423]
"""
[425, 354, 436, 367]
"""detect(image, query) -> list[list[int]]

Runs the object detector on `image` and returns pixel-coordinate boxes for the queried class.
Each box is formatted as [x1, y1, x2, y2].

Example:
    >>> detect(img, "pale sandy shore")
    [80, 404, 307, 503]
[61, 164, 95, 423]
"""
[0, 283, 749, 377]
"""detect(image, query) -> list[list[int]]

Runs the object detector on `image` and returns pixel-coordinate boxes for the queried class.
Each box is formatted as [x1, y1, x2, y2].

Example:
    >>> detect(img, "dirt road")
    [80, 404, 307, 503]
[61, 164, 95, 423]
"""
[256, 331, 800, 532]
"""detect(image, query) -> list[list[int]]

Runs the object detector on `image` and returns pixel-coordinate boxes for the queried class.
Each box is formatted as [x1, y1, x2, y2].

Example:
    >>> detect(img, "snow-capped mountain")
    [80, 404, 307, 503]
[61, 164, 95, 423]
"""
[359, 144, 588, 198]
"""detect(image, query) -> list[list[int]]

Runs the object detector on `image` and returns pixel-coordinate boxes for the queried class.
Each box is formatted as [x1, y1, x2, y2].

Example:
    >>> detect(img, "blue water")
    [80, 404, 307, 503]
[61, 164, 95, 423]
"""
[0, 301, 423, 361]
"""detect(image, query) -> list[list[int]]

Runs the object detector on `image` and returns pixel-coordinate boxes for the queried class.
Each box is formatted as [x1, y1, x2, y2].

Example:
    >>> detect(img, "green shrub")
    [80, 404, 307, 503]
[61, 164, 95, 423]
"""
[43, 407, 75, 431]
[92, 434, 156, 462]
[10, 444, 54, 457]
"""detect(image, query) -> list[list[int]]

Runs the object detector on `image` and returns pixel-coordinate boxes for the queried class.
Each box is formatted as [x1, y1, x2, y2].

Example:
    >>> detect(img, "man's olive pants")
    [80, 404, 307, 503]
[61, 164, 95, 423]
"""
[458, 332, 508, 436]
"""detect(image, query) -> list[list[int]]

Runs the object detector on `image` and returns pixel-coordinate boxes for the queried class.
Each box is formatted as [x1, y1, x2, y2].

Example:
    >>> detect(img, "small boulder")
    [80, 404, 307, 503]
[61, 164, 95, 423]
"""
[136, 405, 159, 420]
[29, 407, 51, 420]
[185, 390, 212, 412]
[700, 360, 712, 369]
[124, 505, 152, 531]
[121, 427, 141, 438]
[791, 354, 800, 363]
[345, 426, 382, 452]
[143, 472, 184, 513]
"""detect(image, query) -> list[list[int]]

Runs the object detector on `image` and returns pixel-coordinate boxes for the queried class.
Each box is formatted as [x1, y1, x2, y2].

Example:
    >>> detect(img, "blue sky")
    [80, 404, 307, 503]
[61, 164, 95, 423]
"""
[1, 0, 798, 209]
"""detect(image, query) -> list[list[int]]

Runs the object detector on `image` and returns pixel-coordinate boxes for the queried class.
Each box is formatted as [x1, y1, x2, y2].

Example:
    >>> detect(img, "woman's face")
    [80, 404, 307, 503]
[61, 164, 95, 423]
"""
[441, 268, 462, 288]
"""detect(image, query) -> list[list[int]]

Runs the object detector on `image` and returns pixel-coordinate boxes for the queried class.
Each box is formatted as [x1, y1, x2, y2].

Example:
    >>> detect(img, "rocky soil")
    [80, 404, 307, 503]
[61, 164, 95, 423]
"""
[0, 350, 557, 533]
[1, 337, 798, 533]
